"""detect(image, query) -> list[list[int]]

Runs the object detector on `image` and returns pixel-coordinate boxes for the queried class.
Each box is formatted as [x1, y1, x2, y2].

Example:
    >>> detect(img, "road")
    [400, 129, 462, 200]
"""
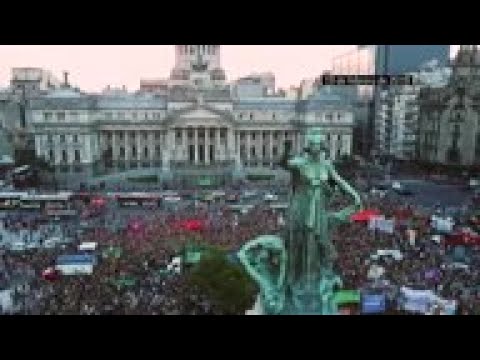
[389, 179, 471, 209]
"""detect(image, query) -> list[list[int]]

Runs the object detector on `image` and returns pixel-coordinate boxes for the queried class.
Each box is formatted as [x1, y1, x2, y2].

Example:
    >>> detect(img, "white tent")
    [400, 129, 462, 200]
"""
[371, 249, 403, 261]
[78, 242, 97, 251]
[0, 290, 14, 314]
[367, 264, 385, 280]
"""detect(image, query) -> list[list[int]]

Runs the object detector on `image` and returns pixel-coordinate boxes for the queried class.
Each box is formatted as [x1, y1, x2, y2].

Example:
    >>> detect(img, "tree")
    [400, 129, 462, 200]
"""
[187, 247, 257, 315]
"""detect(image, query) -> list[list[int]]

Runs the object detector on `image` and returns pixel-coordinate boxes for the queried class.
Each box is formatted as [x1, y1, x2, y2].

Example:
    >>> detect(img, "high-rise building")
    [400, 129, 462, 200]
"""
[376, 62, 452, 160]
[418, 46, 480, 166]
[333, 45, 450, 77]
[332, 45, 451, 158]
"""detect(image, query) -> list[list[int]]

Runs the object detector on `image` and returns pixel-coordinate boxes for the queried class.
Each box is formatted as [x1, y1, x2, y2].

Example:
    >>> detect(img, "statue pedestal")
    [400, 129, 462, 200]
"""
[245, 295, 264, 315]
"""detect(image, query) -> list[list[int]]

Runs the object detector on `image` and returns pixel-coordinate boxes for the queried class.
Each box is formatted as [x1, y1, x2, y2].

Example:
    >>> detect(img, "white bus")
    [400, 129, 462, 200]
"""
[0, 192, 27, 210]
[20, 192, 73, 210]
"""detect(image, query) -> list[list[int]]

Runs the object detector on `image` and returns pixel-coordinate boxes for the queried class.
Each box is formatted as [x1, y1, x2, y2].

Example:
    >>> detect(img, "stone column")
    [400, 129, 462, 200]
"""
[227, 128, 235, 164]
[182, 128, 187, 162]
[344, 133, 352, 156]
[170, 129, 176, 162]
[331, 133, 337, 161]
[34, 136, 42, 160]
[246, 130, 251, 164]
[124, 131, 129, 168]
[291, 131, 298, 154]
[269, 131, 274, 167]
[111, 131, 116, 163]
[235, 131, 241, 168]
[205, 127, 210, 165]
[137, 131, 142, 164]
[256, 131, 262, 167]
[149, 132, 154, 166]
[216, 128, 221, 162]
[194, 128, 199, 165]
[162, 129, 171, 171]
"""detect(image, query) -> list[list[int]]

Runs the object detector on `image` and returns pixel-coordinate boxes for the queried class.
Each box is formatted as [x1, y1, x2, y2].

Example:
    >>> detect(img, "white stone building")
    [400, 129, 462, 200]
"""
[28, 45, 355, 186]
[11, 67, 61, 95]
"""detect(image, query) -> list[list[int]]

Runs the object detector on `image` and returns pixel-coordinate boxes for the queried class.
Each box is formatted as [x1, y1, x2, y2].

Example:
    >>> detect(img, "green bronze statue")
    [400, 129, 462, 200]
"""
[238, 127, 363, 315]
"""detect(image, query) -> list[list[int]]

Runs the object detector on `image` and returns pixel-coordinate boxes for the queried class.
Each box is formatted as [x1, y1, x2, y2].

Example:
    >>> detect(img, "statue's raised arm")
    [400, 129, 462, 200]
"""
[327, 161, 363, 223]
[237, 235, 286, 314]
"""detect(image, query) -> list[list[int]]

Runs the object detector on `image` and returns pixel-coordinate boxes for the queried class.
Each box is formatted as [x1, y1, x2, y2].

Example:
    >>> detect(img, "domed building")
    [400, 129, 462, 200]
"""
[28, 46, 355, 187]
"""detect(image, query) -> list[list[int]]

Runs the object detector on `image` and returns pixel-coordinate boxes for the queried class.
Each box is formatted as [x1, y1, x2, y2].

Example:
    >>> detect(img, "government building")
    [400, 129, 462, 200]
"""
[28, 45, 355, 186]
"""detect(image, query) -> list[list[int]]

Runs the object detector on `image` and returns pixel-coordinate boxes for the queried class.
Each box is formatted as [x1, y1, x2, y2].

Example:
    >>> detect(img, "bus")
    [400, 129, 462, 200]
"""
[19, 192, 73, 211]
[115, 192, 161, 208]
[11, 165, 35, 188]
[0, 192, 27, 210]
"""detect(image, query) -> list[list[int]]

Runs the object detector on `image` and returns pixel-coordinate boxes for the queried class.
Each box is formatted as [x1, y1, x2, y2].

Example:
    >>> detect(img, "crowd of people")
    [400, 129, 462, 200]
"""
[0, 168, 479, 315]
[0, 193, 283, 315]
[333, 193, 480, 315]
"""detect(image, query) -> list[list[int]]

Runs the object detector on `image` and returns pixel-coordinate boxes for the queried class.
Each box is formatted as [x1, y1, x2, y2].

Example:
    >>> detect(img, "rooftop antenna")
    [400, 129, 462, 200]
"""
[63, 71, 69, 87]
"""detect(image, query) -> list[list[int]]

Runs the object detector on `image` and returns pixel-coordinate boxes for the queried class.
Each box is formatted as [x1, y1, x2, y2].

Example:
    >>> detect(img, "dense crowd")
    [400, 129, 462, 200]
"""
[333, 193, 480, 315]
[0, 174, 479, 315]
[0, 194, 282, 315]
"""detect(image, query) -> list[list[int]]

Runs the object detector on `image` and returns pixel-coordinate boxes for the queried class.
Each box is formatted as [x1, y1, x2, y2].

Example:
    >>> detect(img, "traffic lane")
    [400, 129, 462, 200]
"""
[390, 181, 470, 208]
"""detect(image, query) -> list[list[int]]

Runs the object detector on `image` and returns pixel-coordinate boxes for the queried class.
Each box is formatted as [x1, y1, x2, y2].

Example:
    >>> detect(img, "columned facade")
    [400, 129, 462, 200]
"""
[28, 46, 355, 185]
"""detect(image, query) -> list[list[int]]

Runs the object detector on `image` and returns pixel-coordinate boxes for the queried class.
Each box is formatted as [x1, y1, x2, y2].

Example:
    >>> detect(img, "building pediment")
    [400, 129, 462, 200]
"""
[165, 104, 236, 128]
[180, 107, 223, 120]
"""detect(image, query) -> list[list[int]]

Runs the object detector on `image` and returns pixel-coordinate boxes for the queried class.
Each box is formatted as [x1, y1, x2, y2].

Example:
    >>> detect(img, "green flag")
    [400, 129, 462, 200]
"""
[102, 246, 122, 259]
[334, 290, 361, 305]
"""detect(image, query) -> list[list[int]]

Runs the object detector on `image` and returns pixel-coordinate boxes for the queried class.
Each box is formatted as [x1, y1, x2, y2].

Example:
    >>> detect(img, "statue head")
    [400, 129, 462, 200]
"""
[306, 128, 328, 159]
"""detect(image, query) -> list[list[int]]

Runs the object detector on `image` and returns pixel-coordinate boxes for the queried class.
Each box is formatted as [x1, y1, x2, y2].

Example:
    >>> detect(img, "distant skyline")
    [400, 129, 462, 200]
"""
[0, 45, 460, 92]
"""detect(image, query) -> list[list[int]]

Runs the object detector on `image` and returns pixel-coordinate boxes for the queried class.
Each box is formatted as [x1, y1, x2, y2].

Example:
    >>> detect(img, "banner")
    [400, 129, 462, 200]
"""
[102, 246, 123, 259]
[55, 254, 96, 275]
[334, 290, 361, 305]
[400, 287, 435, 314]
[111, 276, 136, 288]
[0, 290, 14, 314]
[362, 294, 386, 314]
[377, 219, 395, 234]
[45, 209, 77, 217]
[79, 242, 97, 251]
[367, 264, 385, 280]
[407, 229, 417, 246]
[431, 216, 454, 234]
[368, 216, 384, 231]
[369, 216, 394, 234]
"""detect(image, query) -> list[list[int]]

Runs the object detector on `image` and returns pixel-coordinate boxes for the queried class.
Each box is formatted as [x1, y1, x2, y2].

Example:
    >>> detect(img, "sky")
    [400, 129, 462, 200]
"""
[0, 45, 459, 92]
[0, 45, 354, 91]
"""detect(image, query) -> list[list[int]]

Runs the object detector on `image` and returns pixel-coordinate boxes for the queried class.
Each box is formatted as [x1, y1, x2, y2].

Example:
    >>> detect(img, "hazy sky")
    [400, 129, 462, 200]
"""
[0, 45, 354, 91]
[0, 45, 459, 92]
